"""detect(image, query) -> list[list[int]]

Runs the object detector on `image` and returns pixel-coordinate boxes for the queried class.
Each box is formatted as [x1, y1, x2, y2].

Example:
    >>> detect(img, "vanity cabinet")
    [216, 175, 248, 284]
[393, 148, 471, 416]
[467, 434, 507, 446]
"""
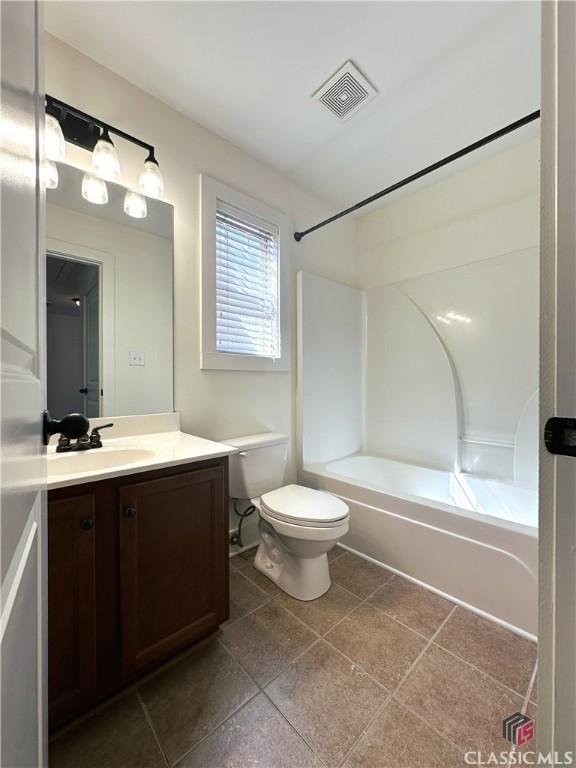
[48, 493, 98, 727]
[48, 458, 229, 731]
[119, 467, 228, 676]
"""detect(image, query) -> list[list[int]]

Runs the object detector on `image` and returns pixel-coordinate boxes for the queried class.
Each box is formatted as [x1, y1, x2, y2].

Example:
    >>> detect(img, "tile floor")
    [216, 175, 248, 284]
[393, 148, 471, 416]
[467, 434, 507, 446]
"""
[50, 547, 537, 768]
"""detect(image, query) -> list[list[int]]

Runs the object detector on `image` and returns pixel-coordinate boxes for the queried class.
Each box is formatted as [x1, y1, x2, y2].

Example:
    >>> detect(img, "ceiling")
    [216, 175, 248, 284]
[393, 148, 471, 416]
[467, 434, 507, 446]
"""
[46, 253, 98, 314]
[45, 1, 540, 207]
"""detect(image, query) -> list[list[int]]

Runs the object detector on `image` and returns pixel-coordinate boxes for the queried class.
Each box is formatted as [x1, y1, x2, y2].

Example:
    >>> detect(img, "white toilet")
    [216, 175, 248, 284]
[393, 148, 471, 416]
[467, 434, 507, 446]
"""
[226, 433, 350, 601]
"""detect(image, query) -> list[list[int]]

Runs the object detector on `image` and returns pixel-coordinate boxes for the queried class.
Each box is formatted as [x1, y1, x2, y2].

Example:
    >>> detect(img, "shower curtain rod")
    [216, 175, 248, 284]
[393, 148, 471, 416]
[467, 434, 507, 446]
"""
[293, 109, 541, 242]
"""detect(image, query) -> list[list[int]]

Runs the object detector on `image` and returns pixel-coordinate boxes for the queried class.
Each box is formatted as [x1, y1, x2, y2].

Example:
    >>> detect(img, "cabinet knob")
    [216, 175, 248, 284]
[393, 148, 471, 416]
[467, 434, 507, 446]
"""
[123, 506, 137, 519]
[80, 518, 94, 530]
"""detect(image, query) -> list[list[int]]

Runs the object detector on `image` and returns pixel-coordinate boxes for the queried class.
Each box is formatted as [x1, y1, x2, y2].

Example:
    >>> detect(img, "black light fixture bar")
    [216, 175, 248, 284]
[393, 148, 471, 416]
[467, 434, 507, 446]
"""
[293, 109, 541, 242]
[46, 94, 156, 159]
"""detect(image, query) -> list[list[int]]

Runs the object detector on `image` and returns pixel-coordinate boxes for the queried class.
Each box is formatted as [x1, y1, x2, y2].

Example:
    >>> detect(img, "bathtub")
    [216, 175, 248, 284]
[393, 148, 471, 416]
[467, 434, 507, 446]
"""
[302, 454, 538, 637]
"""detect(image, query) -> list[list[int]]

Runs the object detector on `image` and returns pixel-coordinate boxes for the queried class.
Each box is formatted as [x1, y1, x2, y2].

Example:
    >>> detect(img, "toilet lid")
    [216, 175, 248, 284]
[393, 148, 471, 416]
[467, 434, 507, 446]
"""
[261, 484, 349, 526]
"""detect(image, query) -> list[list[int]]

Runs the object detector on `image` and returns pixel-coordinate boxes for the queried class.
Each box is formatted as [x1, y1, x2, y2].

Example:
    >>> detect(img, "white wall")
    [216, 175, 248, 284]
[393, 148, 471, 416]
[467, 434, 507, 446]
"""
[357, 136, 540, 286]
[298, 272, 363, 465]
[47, 202, 173, 416]
[45, 34, 357, 482]
[357, 137, 540, 481]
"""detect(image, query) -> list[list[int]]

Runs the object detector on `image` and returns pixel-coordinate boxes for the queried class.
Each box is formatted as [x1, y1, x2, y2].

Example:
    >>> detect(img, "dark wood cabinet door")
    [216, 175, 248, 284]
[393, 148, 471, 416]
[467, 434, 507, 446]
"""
[119, 466, 228, 676]
[48, 493, 97, 728]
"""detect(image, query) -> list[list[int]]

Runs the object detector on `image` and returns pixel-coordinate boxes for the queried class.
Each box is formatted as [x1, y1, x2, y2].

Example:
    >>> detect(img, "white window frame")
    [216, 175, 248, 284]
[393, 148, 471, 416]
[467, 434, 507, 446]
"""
[200, 175, 290, 372]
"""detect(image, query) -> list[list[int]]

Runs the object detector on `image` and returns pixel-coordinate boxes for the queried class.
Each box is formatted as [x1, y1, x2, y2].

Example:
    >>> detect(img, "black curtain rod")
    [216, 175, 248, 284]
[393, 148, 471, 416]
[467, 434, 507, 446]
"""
[46, 95, 155, 157]
[293, 109, 541, 242]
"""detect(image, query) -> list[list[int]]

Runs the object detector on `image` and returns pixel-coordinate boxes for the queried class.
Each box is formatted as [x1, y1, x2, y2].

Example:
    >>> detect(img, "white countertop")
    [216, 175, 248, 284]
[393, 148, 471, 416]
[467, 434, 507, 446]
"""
[47, 430, 237, 491]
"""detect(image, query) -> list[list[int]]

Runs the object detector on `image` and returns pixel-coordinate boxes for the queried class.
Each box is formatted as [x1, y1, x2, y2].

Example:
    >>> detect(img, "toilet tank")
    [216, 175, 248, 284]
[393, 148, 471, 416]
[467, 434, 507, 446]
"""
[225, 433, 288, 499]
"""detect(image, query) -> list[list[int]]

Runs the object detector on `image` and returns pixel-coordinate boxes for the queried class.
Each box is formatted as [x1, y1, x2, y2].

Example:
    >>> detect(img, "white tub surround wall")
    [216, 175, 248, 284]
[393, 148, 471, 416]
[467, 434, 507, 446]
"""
[357, 136, 540, 482]
[297, 272, 364, 466]
[357, 136, 540, 287]
[365, 286, 460, 471]
[44, 35, 358, 487]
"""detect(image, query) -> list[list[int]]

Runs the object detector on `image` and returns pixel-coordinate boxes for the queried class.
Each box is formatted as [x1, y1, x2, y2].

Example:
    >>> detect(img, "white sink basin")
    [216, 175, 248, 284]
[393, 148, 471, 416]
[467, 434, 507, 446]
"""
[48, 447, 157, 478]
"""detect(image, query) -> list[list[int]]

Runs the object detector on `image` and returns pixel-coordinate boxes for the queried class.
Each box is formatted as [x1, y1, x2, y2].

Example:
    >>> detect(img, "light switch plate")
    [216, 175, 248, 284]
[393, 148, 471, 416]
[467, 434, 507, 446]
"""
[129, 351, 145, 366]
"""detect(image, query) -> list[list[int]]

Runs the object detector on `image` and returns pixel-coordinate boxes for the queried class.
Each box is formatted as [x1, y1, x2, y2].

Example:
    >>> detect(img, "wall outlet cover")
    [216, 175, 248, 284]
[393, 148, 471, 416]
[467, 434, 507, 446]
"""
[129, 351, 145, 366]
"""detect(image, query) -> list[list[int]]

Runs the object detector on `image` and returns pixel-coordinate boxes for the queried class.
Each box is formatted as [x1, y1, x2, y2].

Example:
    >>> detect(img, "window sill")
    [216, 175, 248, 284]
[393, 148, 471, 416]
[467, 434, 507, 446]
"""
[200, 351, 289, 372]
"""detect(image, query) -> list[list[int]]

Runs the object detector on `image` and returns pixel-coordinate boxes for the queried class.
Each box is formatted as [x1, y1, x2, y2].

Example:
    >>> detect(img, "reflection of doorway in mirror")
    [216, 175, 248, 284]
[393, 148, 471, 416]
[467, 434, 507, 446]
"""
[46, 253, 101, 420]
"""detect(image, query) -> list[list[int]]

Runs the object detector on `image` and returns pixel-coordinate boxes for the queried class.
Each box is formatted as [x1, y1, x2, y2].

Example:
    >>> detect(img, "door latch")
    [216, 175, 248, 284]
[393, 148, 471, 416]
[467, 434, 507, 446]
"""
[544, 417, 576, 457]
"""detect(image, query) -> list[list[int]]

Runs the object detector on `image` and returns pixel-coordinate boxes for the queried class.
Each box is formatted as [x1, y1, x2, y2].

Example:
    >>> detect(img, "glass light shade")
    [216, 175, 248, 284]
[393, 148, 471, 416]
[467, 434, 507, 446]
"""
[81, 172, 108, 205]
[138, 159, 164, 199]
[123, 190, 147, 219]
[45, 114, 66, 162]
[92, 136, 121, 181]
[45, 160, 58, 189]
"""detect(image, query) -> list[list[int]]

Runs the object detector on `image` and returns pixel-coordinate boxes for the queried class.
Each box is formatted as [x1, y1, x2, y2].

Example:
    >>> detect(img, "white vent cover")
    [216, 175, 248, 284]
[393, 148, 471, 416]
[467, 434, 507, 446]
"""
[313, 60, 377, 120]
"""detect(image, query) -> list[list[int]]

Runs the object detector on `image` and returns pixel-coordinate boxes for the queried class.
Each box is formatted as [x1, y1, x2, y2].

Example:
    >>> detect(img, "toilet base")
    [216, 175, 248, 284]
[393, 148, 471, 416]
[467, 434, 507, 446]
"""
[253, 525, 332, 601]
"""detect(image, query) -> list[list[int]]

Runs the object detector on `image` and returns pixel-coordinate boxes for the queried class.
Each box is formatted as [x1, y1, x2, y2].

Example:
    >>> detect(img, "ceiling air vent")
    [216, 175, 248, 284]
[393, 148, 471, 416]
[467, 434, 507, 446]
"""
[313, 60, 377, 120]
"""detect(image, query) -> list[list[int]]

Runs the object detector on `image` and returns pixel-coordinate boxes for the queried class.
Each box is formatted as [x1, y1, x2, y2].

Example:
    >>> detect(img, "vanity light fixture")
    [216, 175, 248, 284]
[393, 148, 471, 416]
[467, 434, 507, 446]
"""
[81, 172, 108, 205]
[91, 127, 121, 182]
[45, 95, 165, 204]
[45, 113, 66, 162]
[138, 152, 164, 200]
[123, 189, 147, 219]
[45, 160, 59, 189]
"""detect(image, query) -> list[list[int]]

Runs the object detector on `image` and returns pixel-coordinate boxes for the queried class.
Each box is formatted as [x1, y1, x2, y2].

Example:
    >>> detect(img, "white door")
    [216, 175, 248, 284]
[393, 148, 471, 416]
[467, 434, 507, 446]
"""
[539, 0, 576, 756]
[0, 2, 46, 767]
[83, 280, 100, 418]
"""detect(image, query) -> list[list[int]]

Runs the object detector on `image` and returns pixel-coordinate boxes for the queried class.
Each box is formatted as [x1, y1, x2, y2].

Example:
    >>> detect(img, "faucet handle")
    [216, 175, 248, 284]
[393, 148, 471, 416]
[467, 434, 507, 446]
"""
[90, 423, 114, 435]
[89, 423, 114, 448]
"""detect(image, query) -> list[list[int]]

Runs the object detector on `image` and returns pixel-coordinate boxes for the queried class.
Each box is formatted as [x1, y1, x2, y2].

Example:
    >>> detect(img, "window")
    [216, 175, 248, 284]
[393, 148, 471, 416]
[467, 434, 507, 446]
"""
[216, 202, 280, 359]
[200, 176, 289, 371]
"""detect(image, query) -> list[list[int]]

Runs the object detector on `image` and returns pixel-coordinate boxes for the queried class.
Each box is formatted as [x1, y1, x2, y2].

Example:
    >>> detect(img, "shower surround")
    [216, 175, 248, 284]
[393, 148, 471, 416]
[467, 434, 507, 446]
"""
[297, 250, 538, 635]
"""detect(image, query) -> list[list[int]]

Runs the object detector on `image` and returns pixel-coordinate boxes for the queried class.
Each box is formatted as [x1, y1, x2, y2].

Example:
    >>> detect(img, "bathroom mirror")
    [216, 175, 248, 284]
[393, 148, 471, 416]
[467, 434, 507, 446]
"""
[46, 162, 174, 419]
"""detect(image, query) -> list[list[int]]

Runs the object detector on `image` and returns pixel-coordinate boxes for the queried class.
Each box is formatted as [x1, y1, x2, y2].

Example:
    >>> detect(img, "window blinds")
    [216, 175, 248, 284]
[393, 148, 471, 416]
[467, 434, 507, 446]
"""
[215, 200, 280, 359]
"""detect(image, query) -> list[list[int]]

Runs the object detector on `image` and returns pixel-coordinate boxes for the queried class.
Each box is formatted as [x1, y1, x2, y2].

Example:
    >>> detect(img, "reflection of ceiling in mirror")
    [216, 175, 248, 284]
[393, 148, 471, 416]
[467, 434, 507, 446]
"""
[46, 2, 540, 208]
[47, 163, 173, 239]
[46, 254, 98, 316]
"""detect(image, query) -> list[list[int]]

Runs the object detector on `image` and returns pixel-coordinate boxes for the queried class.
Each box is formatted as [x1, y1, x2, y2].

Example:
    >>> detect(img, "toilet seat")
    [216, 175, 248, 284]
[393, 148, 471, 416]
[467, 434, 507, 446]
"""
[260, 484, 349, 528]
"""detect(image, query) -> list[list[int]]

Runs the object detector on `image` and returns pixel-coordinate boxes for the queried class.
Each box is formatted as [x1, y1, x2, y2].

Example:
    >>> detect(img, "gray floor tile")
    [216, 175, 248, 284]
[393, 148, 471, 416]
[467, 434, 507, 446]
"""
[329, 552, 392, 599]
[221, 602, 316, 686]
[238, 560, 283, 596]
[395, 644, 524, 754]
[139, 640, 258, 764]
[326, 602, 427, 689]
[275, 583, 360, 635]
[369, 575, 454, 637]
[50, 693, 164, 768]
[176, 694, 323, 768]
[327, 545, 345, 563]
[228, 570, 269, 623]
[435, 607, 537, 694]
[266, 641, 387, 767]
[343, 699, 465, 768]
